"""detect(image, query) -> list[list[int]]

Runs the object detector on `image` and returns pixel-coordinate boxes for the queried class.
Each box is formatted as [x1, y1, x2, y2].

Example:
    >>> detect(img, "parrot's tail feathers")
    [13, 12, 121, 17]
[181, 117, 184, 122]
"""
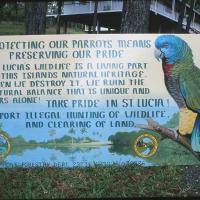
[191, 114, 200, 152]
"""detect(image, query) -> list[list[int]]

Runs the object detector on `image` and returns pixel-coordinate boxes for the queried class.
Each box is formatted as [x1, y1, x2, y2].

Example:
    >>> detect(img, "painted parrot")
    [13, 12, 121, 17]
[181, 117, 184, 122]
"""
[154, 35, 200, 152]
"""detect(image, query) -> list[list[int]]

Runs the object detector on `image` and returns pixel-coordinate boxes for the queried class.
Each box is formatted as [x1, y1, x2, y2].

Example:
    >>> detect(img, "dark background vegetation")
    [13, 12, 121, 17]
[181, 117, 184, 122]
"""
[0, 0, 199, 35]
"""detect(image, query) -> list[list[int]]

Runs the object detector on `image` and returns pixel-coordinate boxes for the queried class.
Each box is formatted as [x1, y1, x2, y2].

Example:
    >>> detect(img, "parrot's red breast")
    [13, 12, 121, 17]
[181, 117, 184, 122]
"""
[163, 63, 174, 78]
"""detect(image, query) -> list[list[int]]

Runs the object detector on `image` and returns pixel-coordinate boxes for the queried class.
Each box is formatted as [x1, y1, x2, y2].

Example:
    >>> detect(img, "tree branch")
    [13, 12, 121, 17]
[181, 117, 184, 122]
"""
[135, 118, 200, 161]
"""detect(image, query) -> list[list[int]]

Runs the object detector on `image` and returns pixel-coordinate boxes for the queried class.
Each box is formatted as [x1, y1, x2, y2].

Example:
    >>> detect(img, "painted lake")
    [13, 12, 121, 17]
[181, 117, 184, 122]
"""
[0, 145, 151, 168]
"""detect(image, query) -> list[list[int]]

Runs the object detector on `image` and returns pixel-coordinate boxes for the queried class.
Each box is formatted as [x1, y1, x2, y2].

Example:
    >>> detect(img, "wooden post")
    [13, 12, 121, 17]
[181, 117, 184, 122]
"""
[97, 19, 100, 34]
[172, 0, 176, 19]
[186, 0, 195, 32]
[158, 23, 162, 33]
[64, 21, 67, 34]
[93, 1, 98, 33]
[56, 0, 62, 34]
[88, 25, 92, 33]
[177, 1, 185, 33]
[56, 15, 60, 34]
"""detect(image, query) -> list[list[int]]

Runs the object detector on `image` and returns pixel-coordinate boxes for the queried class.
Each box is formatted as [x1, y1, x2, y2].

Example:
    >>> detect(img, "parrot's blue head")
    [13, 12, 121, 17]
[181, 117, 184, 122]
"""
[154, 35, 192, 65]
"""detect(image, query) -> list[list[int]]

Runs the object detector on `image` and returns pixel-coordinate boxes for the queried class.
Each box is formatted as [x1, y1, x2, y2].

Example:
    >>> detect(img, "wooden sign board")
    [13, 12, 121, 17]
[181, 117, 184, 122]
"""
[0, 34, 200, 167]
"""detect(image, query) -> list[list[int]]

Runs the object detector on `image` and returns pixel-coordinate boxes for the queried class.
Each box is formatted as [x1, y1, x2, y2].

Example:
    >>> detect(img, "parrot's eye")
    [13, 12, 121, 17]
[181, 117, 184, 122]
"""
[162, 43, 169, 48]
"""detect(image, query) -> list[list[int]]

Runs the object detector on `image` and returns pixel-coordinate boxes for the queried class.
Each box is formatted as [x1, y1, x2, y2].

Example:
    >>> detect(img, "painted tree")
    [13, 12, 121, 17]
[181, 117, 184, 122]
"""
[68, 128, 75, 145]
[80, 128, 87, 141]
[48, 129, 56, 146]
[92, 132, 97, 140]
[96, 132, 101, 138]
[120, 0, 151, 33]
[25, 1, 47, 34]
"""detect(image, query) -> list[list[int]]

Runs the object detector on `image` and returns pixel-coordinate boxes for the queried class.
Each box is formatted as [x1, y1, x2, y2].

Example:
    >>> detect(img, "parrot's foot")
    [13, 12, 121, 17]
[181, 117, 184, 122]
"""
[177, 130, 191, 140]
[179, 108, 197, 135]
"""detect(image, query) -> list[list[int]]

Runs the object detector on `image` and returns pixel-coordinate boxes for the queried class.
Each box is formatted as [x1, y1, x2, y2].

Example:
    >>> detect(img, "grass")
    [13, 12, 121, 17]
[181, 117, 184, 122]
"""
[0, 21, 84, 35]
[0, 163, 194, 199]
[0, 21, 25, 35]
[46, 24, 84, 34]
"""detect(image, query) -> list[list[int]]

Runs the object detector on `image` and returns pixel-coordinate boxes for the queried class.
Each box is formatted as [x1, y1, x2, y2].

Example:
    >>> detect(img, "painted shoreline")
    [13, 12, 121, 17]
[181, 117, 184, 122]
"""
[12, 141, 113, 148]
[64, 141, 113, 147]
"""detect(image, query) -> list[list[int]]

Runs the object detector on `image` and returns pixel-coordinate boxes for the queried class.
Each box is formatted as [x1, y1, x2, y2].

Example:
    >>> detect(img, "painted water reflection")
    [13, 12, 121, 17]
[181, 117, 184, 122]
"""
[0, 145, 151, 168]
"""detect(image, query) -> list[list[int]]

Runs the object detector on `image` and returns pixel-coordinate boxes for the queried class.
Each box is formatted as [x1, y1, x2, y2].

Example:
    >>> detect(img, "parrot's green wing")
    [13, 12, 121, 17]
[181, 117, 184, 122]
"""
[179, 66, 200, 112]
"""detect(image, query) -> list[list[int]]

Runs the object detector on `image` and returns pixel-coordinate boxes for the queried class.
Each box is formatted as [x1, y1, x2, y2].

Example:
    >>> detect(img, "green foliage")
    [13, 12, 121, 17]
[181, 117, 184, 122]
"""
[0, 3, 25, 22]
[108, 130, 161, 147]
[47, 1, 58, 15]
[28, 140, 37, 145]
[183, 0, 200, 12]
[53, 135, 72, 144]
[83, 137, 94, 143]
[11, 135, 26, 146]
[68, 128, 75, 134]
[148, 138, 199, 165]
[0, 130, 10, 138]
[108, 131, 136, 146]
[0, 21, 84, 35]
